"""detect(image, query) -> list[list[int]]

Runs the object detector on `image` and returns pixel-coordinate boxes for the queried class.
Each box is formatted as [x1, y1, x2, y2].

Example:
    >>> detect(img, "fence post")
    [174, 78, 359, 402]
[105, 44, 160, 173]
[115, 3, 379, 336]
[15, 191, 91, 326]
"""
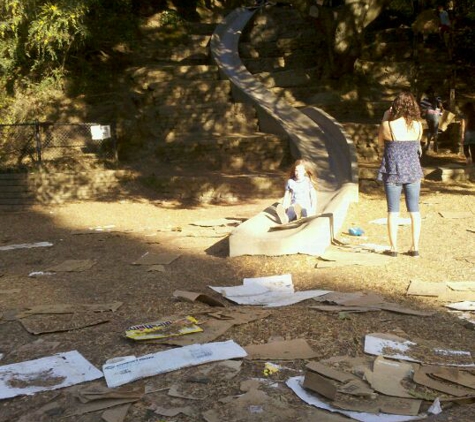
[34, 120, 42, 164]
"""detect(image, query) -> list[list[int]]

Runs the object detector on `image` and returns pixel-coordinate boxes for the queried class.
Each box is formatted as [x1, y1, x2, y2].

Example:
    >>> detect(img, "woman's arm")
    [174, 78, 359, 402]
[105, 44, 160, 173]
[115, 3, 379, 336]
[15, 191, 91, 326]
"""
[378, 121, 387, 153]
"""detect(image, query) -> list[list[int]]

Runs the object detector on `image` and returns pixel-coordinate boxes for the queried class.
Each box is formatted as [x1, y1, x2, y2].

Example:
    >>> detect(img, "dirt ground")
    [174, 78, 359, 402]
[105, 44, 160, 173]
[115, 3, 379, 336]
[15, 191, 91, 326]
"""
[0, 157, 475, 421]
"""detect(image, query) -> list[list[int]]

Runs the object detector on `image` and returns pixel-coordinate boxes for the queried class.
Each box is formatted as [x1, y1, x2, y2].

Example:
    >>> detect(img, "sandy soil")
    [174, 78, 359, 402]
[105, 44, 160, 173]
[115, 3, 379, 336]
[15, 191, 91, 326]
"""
[0, 164, 474, 421]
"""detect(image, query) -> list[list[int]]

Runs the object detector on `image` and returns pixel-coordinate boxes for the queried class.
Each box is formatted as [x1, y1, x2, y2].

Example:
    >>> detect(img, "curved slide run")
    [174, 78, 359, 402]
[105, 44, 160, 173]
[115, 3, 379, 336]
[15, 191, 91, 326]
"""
[210, 6, 359, 257]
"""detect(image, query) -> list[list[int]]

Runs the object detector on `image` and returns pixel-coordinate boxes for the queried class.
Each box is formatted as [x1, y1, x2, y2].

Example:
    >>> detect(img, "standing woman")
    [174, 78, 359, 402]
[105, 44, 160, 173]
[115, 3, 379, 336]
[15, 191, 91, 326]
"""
[378, 91, 424, 257]
[460, 102, 475, 165]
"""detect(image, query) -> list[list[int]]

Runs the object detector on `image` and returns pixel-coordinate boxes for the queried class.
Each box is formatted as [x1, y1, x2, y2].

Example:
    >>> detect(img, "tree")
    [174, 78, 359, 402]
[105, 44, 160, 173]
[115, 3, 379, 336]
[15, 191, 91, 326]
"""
[293, 0, 393, 75]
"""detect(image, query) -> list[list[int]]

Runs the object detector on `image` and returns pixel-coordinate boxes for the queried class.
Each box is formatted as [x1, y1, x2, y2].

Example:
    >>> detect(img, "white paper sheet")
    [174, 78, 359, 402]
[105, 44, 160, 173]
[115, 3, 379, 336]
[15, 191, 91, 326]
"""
[102, 340, 247, 388]
[0, 350, 103, 399]
[446, 301, 475, 311]
[0, 241, 53, 251]
[364, 333, 474, 366]
[210, 274, 331, 307]
[286, 376, 421, 422]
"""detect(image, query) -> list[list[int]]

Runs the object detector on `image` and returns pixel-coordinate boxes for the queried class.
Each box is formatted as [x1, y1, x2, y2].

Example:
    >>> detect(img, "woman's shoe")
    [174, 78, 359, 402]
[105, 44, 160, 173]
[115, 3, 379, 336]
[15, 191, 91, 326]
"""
[383, 250, 398, 257]
[408, 250, 420, 258]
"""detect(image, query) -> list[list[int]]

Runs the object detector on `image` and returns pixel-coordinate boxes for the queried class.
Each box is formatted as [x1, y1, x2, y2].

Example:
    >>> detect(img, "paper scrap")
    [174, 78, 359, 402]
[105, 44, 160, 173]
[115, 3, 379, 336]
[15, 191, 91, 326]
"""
[102, 340, 247, 388]
[210, 274, 330, 307]
[286, 376, 421, 422]
[28, 271, 54, 277]
[0, 351, 103, 399]
[0, 242, 53, 251]
[125, 316, 202, 341]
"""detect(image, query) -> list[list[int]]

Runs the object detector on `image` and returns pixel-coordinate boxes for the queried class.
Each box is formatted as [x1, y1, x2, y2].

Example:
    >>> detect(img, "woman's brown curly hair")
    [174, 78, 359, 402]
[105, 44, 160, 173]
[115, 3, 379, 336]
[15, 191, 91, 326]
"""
[390, 91, 421, 127]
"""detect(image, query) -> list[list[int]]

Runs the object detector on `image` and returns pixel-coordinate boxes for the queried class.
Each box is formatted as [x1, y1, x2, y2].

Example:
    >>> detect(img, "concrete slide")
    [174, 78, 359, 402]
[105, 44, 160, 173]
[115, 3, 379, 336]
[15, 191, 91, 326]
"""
[210, 6, 359, 257]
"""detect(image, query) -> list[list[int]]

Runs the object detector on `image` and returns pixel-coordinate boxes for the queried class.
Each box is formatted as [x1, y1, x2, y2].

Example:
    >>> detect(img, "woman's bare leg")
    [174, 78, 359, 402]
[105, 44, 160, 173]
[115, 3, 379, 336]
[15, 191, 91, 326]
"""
[387, 212, 399, 252]
[409, 211, 421, 251]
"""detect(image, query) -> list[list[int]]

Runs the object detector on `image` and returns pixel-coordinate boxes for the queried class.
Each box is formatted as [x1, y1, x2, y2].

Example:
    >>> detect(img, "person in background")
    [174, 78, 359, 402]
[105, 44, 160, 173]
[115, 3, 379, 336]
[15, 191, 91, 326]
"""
[420, 86, 444, 153]
[275, 159, 317, 224]
[460, 102, 475, 165]
[378, 91, 424, 258]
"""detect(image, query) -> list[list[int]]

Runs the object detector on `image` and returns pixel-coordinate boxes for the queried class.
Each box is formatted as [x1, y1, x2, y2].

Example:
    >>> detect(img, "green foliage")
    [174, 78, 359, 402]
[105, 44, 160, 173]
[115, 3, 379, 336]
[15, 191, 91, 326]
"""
[27, 2, 89, 70]
[159, 10, 184, 27]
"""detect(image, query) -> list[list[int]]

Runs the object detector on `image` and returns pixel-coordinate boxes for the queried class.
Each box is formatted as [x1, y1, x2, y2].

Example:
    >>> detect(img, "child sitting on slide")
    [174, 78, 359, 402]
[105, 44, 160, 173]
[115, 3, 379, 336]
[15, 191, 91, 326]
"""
[276, 159, 317, 224]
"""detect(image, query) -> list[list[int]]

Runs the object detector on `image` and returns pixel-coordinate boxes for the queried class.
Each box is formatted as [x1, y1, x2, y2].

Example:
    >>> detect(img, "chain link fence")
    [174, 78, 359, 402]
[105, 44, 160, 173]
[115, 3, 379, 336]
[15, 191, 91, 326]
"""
[0, 122, 117, 172]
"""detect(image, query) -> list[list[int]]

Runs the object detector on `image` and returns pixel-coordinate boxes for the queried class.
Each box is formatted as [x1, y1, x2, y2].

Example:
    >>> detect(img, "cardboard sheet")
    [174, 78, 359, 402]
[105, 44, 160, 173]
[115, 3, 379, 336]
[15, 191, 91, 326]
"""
[16, 302, 123, 318]
[413, 365, 475, 397]
[0, 350, 103, 399]
[430, 367, 475, 390]
[286, 376, 421, 422]
[407, 280, 475, 301]
[244, 338, 318, 360]
[20, 313, 110, 334]
[102, 340, 247, 388]
[364, 356, 414, 398]
[173, 290, 225, 307]
[46, 259, 96, 272]
[162, 309, 270, 346]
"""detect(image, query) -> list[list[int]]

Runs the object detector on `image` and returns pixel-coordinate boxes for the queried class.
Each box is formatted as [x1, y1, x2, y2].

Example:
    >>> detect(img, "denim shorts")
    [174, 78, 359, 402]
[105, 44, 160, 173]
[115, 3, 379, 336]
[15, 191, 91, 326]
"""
[384, 180, 421, 213]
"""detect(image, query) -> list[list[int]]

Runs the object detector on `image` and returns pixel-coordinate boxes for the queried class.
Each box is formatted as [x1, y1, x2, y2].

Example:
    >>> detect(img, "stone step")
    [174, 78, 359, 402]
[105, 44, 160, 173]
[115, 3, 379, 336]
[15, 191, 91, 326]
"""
[361, 42, 412, 61]
[0, 170, 128, 206]
[185, 22, 219, 35]
[239, 38, 318, 58]
[365, 27, 413, 44]
[150, 81, 232, 105]
[157, 102, 256, 119]
[425, 164, 475, 182]
[146, 45, 210, 64]
[354, 59, 414, 89]
[140, 171, 285, 204]
[243, 54, 317, 73]
[255, 67, 320, 88]
[130, 65, 220, 89]
[154, 132, 290, 172]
